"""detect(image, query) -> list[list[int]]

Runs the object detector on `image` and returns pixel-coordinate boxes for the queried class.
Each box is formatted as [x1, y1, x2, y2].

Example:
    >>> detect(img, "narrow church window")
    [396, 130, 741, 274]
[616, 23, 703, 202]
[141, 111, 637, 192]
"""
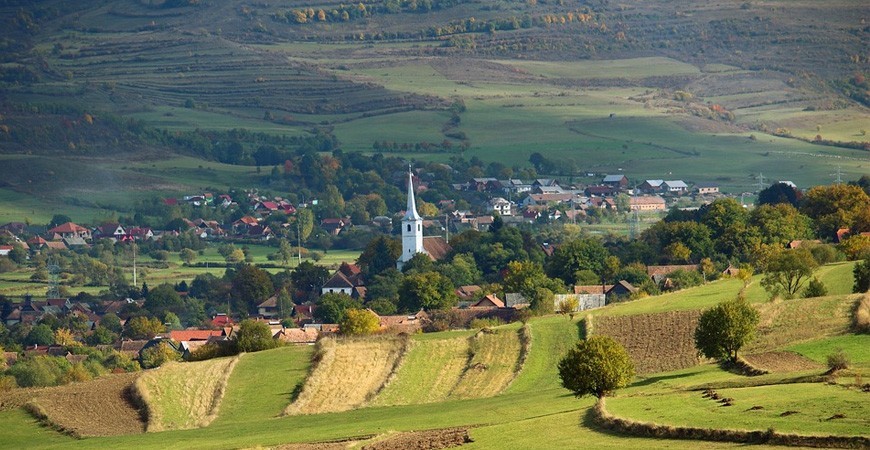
[407, 224, 411, 232]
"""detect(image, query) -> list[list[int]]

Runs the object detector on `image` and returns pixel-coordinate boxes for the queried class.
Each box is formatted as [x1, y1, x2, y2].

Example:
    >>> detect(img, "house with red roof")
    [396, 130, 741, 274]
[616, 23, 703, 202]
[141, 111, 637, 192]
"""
[48, 222, 91, 240]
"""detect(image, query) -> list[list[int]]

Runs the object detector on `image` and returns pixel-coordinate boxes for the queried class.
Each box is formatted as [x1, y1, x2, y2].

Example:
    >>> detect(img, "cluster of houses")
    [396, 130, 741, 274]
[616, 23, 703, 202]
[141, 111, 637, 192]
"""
[446, 175, 721, 227]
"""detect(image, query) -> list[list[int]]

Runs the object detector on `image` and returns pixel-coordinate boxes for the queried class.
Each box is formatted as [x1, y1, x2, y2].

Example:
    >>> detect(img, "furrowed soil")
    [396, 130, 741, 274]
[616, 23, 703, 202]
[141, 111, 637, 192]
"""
[135, 356, 238, 432]
[741, 351, 822, 373]
[362, 427, 471, 450]
[594, 310, 702, 374]
[286, 337, 408, 415]
[26, 372, 144, 437]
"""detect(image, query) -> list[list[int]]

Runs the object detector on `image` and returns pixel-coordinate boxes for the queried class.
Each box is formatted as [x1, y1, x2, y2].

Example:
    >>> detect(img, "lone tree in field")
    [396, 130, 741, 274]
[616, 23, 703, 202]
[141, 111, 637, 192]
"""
[558, 335, 635, 398]
[761, 248, 818, 299]
[694, 297, 759, 364]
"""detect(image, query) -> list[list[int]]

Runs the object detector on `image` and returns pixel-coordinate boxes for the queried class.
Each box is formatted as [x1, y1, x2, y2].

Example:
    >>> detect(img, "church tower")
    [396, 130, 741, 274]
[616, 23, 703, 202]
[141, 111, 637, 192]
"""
[398, 168, 424, 269]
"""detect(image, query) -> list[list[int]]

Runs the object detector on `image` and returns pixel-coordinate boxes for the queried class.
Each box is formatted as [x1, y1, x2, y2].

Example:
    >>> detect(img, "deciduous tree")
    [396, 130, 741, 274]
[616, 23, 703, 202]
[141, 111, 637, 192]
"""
[558, 336, 635, 398]
[694, 297, 759, 363]
[340, 309, 380, 335]
[761, 248, 819, 299]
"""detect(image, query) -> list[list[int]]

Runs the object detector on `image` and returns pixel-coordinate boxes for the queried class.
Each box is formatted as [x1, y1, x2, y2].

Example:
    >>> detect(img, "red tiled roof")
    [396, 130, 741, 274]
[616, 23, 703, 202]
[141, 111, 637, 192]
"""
[472, 294, 505, 308]
[169, 329, 224, 342]
[48, 222, 88, 234]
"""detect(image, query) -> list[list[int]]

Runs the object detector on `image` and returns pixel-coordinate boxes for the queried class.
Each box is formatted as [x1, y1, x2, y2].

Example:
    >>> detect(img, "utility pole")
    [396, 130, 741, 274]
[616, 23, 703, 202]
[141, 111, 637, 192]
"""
[832, 165, 843, 184]
[297, 216, 302, 265]
[756, 172, 765, 192]
[132, 244, 137, 287]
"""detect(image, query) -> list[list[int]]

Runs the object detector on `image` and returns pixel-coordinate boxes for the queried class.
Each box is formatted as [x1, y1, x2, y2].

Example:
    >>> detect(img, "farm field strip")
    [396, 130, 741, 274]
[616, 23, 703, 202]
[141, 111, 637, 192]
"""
[449, 329, 523, 400]
[370, 336, 468, 407]
[285, 337, 407, 415]
[25, 372, 144, 437]
[134, 356, 238, 432]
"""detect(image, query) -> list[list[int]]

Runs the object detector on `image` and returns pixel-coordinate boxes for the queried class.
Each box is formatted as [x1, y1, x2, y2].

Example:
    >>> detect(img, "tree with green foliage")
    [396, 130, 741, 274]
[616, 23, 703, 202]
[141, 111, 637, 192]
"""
[86, 326, 118, 346]
[700, 198, 748, 240]
[179, 248, 197, 265]
[144, 283, 183, 317]
[231, 264, 274, 313]
[558, 336, 635, 398]
[800, 184, 870, 239]
[277, 239, 294, 266]
[398, 271, 458, 312]
[854, 260, 870, 293]
[140, 341, 181, 369]
[546, 238, 610, 285]
[315, 292, 361, 323]
[530, 287, 555, 315]
[400, 252, 435, 274]
[290, 261, 330, 303]
[235, 319, 278, 353]
[757, 182, 800, 207]
[123, 316, 165, 340]
[26, 324, 54, 346]
[504, 260, 564, 299]
[803, 277, 828, 298]
[694, 296, 759, 363]
[357, 235, 401, 278]
[749, 203, 813, 246]
[761, 248, 819, 299]
[437, 253, 482, 288]
[340, 309, 380, 335]
[8, 356, 71, 387]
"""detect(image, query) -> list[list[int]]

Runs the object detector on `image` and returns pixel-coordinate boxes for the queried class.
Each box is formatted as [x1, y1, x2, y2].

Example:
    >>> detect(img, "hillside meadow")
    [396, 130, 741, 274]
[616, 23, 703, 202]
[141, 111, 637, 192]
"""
[1, 263, 867, 448]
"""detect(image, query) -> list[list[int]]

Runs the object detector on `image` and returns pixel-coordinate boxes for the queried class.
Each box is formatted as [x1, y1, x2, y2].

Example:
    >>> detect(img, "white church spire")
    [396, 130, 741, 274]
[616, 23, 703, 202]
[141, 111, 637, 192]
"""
[398, 165, 424, 268]
[404, 167, 422, 221]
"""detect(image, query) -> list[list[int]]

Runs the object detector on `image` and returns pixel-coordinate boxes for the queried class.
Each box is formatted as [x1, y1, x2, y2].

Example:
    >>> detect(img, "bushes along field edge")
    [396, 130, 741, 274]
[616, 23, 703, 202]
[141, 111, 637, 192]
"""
[591, 397, 870, 448]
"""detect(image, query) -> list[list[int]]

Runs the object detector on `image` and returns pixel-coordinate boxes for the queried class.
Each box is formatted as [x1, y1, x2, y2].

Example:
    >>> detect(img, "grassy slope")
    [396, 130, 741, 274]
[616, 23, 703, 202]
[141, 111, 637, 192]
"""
[214, 346, 312, 423]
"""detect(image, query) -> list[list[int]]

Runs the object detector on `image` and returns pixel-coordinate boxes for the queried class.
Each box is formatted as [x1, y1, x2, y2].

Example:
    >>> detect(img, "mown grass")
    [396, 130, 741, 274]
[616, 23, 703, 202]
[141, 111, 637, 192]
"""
[505, 315, 580, 393]
[214, 346, 312, 423]
[607, 380, 869, 436]
[787, 334, 870, 369]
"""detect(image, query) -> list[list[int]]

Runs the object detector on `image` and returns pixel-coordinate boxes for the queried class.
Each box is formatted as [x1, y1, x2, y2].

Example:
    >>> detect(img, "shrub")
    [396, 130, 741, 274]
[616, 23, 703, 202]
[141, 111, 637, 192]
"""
[339, 309, 380, 335]
[189, 342, 239, 361]
[140, 341, 181, 369]
[60, 363, 93, 384]
[469, 317, 504, 329]
[854, 260, 870, 293]
[558, 335, 635, 398]
[235, 319, 278, 353]
[826, 349, 850, 373]
[853, 293, 870, 333]
[8, 356, 72, 387]
[0, 375, 17, 391]
[802, 277, 828, 298]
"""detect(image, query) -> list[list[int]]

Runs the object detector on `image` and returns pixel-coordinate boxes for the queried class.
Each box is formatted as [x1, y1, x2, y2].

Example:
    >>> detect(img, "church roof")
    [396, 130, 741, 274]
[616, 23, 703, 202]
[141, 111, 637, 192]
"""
[422, 236, 451, 261]
[403, 170, 422, 221]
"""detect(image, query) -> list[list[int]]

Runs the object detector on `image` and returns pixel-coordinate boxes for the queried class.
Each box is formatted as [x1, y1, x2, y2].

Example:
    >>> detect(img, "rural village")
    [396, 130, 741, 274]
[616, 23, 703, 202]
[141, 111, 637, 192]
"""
[0, 0, 868, 448]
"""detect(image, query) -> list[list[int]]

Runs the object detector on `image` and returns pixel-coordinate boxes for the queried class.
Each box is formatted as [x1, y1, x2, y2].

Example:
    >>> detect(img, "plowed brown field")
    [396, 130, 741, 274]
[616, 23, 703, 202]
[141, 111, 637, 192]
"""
[26, 372, 144, 437]
[594, 310, 702, 374]
[742, 351, 822, 373]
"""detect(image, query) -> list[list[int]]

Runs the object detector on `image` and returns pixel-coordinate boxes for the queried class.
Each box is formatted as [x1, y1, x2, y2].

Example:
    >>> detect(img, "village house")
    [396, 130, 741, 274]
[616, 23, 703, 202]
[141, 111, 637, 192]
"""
[48, 222, 91, 241]
[630, 195, 667, 212]
[638, 180, 664, 194]
[602, 174, 629, 190]
[320, 218, 351, 235]
[487, 197, 513, 216]
[694, 182, 720, 195]
[662, 180, 689, 194]
[321, 262, 366, 298]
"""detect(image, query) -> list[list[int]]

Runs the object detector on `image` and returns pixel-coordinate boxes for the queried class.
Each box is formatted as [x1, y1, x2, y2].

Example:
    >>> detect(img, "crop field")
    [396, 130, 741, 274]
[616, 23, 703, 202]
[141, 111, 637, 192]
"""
[285, 336, 408, 415]
[24, 372, 144, 437]
[371, 335, 469, 407]
[448, 327, 524, 400]
[787, 334, 870, 371]
[134, 357, 238, 432]
[593, 310, 702, 374]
